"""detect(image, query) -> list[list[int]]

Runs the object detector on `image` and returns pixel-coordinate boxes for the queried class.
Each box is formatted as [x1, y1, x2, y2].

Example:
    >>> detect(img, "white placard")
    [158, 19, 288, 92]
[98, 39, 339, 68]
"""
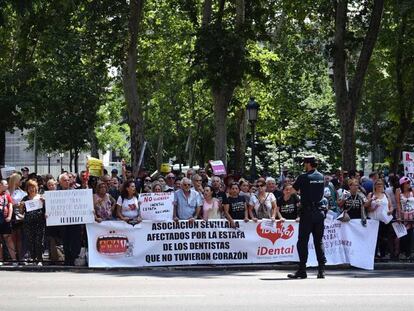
[25, 199, 43, 212]
[138, 192, 174, 221]
[1, 167, 16, 179]
[403, 151, 414, 180]
[44, 189, 94, 226]
[392, 222, 408, 238]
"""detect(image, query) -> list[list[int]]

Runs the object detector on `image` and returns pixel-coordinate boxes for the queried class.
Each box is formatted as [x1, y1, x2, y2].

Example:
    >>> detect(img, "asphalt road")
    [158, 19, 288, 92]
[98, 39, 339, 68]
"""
[1, 269, 413, 311]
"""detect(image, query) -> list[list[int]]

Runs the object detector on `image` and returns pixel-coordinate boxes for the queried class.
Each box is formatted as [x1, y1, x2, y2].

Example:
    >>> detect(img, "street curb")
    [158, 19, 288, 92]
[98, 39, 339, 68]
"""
[0, 262, 413, 272]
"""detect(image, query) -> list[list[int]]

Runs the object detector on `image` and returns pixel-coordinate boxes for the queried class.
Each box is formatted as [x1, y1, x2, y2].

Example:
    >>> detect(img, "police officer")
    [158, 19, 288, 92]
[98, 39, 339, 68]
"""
[287, 156, 326, 279]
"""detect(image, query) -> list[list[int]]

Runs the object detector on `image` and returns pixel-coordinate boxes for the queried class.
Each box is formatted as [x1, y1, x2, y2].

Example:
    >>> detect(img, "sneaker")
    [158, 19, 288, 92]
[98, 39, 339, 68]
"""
[12, 262, 18, 267]
[0, 262, 3, 266]
[37, 262, 43, 266]
[287, 270, 307, 279]
[317, 270, 325, 279]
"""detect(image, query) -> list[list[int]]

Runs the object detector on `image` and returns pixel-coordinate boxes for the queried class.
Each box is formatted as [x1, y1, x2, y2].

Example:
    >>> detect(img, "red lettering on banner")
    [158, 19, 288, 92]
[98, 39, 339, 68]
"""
[256, 222, 294, 244]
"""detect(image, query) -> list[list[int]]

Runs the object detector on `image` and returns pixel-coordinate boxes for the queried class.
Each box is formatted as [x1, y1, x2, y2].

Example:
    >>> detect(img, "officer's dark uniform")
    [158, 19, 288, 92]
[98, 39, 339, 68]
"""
[289, 157, 326, 279]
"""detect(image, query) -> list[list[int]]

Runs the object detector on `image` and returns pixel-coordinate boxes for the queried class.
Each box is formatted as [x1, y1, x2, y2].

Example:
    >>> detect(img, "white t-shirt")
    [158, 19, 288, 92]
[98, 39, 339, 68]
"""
[116, 196, 139, 219]
[249, 192, 276, 218]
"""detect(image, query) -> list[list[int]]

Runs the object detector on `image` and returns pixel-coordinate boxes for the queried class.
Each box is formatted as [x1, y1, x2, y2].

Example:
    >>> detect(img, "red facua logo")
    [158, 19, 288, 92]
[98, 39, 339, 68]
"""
[256, 222, 294, 244]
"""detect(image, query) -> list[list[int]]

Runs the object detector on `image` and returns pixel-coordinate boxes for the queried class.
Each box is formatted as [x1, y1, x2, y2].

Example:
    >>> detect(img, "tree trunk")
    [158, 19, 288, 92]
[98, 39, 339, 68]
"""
[0, 128, 5, 167]
[155, 132, 163, 172]
[212, 88, 233, 166]
[390, 10, 413, 174]
[333, 0, 384, 171]
[90, 131, 99, 158]
[74, 148, 79, 173]
[234, 107, 247, 175]
[69, 149, 73, 172]
[122, 0, 145, 178]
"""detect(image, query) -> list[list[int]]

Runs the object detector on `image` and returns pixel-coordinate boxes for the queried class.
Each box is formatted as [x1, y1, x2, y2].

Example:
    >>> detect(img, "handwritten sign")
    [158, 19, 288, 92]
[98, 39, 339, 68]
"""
[25, 199, 43, 212]
[88, 157, 103, 177]
[209, 160, 226, 176]
[138, 192, 174, 221]
[1, 167, 16, 179]
[44, 189, 94, 226]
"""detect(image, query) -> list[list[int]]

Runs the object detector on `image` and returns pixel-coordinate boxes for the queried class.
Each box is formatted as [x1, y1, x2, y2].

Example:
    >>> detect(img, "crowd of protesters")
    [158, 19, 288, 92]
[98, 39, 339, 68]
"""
[0, 163, 413, 266]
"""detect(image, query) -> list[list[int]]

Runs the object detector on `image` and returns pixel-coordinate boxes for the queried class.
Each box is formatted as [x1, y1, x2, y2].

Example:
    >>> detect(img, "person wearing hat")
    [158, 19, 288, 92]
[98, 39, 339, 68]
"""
[395, 176, 414, 259]
[287, 156, 326, 279]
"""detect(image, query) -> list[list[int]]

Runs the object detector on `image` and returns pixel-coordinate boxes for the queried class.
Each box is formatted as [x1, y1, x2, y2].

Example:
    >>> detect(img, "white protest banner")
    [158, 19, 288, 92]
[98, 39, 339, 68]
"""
[1, 167, 16, 179]
[403, 151, 414, 181]
[25, 199, 43, 212]
[87, 219, 379, 270]
[45, 189, 94, 226]
[307, 219, 379, 270]
[138, 192, 174, 221]
[392, 222, 407, 238]
[209, 160, 226, 176]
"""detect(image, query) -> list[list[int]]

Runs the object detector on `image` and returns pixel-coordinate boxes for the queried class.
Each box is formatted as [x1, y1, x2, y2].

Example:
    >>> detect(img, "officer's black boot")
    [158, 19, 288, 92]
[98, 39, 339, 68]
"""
[287, 266, 307, 279]
[317, 265, 325, 279]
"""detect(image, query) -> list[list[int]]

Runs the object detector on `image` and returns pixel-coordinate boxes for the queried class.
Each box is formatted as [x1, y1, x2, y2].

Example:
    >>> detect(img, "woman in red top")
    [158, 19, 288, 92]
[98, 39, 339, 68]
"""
[0, 180, 17, 265]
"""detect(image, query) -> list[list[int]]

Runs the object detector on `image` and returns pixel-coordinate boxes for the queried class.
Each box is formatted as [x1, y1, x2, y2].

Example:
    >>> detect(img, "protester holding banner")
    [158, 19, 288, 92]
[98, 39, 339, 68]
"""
[395, 176, 414, 259]
[366, 179, 393, 258]
[338, 179, 367, 223]
[277, 184, 300, 221]
[8, 173, 27, 261]
[58, 173, 83, 266]
[93, 181, 116, 222]
[249, 178, 281, 221]
[116, 181, 141, 224]
[198, 185, 220, 220]
[223, 183, 249, 227]
[173, 177, 202, 221]
[0, 180, 17, 265]
[18, 180, 45, 265]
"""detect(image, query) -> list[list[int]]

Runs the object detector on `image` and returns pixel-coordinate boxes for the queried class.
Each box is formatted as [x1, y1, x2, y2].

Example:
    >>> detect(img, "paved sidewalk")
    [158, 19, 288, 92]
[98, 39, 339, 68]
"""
[0, 261, 413, 272]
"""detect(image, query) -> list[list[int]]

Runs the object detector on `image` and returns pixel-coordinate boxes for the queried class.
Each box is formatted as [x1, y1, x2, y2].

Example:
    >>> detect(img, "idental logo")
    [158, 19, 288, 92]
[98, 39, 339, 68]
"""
[256, 222, 294, 244]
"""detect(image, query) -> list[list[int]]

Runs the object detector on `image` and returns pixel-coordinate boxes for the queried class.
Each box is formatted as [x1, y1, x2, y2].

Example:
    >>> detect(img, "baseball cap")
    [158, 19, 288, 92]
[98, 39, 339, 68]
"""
[399, 176, 410, 185]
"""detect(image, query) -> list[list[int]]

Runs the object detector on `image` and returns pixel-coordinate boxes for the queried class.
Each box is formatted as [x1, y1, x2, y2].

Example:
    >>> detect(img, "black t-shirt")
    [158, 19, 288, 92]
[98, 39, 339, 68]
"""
[293, 169, 324, 205]
[277, 194, 300, 220]
[273, 189, 283, 200]
[223, 195, 246, 220]
[213, 190, 227, 205]
[343, 194, 365, 219]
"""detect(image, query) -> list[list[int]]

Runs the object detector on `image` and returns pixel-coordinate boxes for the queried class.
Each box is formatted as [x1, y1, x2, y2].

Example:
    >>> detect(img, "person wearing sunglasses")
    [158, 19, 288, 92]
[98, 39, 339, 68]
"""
[173, 177, 202, 222]
[248, 178, 282, 221]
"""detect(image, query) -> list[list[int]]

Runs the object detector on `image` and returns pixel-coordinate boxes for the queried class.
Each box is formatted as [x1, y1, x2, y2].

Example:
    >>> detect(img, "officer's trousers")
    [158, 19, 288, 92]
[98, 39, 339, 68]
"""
[297, 208, 326, 270]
